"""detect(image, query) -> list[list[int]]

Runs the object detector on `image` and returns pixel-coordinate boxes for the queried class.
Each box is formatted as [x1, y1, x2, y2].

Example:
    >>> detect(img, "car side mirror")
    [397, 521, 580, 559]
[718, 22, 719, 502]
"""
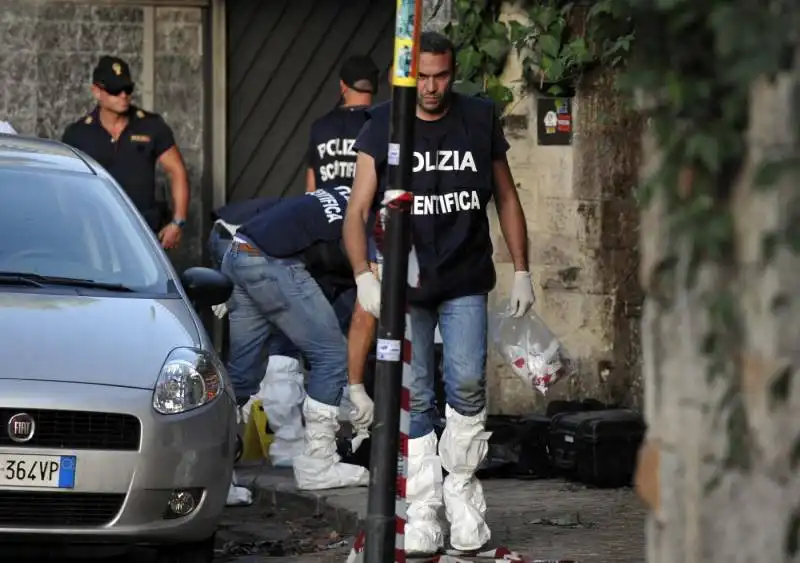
[180, 267, 233, 308]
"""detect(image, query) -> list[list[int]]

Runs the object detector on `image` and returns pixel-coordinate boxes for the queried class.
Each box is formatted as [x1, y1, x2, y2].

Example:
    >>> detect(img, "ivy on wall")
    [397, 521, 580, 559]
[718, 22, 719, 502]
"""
[443, 0, 634, 104]
[444, 0, 514, 108]
[446, 0, 800, 552]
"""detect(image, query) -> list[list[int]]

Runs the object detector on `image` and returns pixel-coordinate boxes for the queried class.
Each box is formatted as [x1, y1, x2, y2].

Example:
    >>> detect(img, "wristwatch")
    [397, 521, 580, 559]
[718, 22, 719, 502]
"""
[171, 218, 186, 229]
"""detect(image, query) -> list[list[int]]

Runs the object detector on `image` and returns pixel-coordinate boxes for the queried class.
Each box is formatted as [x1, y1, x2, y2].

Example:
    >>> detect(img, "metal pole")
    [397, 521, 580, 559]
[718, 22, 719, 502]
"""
[363, 1, 422, 562]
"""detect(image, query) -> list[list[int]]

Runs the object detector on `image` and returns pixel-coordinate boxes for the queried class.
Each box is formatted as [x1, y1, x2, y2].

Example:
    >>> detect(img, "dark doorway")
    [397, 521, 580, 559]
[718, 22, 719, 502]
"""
[225, 0, 395, 202]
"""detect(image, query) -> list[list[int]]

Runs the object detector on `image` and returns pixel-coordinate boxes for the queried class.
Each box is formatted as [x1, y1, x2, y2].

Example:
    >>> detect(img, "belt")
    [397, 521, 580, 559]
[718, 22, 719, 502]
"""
[231, 239, 261, 255]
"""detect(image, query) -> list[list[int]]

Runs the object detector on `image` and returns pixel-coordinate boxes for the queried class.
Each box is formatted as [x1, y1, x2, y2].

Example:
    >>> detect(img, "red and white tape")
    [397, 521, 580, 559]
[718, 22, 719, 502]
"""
[347, 190, 413, 563]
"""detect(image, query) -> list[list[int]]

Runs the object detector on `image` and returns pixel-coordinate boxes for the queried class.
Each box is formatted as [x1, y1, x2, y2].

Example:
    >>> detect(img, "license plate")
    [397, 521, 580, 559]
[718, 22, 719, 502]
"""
[0, 454, 77, 489]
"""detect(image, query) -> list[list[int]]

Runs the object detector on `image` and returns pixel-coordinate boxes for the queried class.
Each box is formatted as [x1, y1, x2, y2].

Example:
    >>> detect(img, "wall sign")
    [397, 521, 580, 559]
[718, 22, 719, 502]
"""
[537, 97, 573, 146]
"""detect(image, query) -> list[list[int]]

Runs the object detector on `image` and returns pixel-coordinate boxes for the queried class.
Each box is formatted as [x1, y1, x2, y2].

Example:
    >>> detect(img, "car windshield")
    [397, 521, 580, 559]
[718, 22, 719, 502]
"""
[0, 167, 175, 295]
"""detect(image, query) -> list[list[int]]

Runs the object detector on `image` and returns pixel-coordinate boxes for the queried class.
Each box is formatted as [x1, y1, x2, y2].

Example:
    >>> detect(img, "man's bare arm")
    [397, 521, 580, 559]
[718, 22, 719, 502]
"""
[159, 146, 190, 220]
[493, 159, 528, 271]
[343, 151, 378, 276]
[305, 167, 316, 193]
[347, 301, 377, 385]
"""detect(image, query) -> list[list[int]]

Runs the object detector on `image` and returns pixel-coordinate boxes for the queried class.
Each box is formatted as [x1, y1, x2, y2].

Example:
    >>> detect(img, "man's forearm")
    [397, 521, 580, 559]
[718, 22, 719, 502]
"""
[170, 174, 190, 219]
[347, 304, 377, 385]
[498, 198, 529, 271]
[343, 213, 370, 276]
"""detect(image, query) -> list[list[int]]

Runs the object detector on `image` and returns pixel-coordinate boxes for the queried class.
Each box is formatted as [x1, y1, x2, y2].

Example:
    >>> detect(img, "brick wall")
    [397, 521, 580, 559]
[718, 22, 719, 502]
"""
[0, 1, 206, 272]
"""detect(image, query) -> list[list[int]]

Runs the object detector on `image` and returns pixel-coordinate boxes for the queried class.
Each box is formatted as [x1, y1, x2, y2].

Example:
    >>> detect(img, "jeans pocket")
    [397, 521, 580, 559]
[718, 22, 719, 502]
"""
[242, 275, 289, 316]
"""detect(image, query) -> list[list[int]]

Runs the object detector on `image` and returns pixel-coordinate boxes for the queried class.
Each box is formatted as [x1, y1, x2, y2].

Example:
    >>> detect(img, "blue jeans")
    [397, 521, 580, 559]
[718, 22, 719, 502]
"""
[208, 229, 298, 360]
[408, 294, 488, 439]
[221, 242, 348, 406]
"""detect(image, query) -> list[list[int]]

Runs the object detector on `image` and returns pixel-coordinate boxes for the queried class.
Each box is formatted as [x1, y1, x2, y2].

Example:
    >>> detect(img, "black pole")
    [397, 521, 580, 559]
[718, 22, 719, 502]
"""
[363, 1, 422, 562]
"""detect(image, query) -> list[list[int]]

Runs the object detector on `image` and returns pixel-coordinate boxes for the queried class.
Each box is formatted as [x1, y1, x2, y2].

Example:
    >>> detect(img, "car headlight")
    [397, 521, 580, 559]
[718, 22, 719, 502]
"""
[153, 347, 224, 415]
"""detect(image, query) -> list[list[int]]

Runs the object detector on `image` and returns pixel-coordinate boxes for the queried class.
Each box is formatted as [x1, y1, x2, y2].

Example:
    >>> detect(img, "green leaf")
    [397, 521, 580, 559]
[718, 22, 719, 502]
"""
[542, 56, 565, 83]
[530, 6, 557, 30]
[508, 20, 530, 45]
[544, 83, 565, 96]
[452, 80, 485, 97]
[566, 37, 591, 63]
[486, 75, 514, 105]
[481, 37, 510, 65]
[456, 47, 483, 77]
[454, 0, 472, 16]
[587, 1, 613, 19]
[537, 34, 562, 58]
[490, 22, 508, 38]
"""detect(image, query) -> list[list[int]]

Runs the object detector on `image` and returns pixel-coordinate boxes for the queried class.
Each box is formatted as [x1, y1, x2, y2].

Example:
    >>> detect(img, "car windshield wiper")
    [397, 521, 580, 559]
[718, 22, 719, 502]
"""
[0, 272, 135, 292]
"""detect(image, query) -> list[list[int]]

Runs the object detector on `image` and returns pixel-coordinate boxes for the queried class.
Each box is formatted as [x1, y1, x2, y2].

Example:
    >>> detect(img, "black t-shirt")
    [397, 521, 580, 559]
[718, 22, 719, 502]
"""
[354, 94, 510, 305]
[62, 106, 176, 230]
[238, 186, 351, 258]
[307, 105, 370, 190]
[213, 197, 280, 225]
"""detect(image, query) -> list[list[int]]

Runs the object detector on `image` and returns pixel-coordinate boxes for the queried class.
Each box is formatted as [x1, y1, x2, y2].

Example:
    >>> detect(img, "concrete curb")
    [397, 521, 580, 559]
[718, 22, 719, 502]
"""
[237, 466, 366, 536]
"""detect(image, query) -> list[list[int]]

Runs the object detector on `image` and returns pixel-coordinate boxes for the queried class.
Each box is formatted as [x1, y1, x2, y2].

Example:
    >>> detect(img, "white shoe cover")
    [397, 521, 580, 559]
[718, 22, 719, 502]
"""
[293, 397, 370, 490]
[243, 355, 306, 467]
[439, 405, 492, 552]
[405, 431, 444, 555]
[226, 471, 253, 506]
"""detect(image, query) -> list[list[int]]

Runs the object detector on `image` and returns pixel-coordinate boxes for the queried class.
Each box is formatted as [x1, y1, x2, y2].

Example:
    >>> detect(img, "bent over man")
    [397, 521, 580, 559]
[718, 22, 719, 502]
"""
[343, 32, 534, 554]
[222, 187, 369, 490]
[209, 198, 306, 467]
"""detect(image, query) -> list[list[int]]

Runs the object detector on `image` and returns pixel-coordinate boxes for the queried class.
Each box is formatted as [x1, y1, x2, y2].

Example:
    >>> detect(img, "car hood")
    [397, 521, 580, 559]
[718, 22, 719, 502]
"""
[0, 292, 200, 389]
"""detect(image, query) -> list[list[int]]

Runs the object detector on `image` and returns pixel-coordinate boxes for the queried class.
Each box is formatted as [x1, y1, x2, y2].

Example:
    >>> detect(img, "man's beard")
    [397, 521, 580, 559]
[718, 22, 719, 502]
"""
[417, 87, 452, 115]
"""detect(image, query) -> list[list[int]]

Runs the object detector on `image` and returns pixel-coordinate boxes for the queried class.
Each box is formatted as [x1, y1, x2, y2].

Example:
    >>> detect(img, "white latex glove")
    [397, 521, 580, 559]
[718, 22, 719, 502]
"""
[348, 383, 375, 427]
[355, 270, 381, 318]
[509, 271, 535, 318]
[212, 302, 228, 319]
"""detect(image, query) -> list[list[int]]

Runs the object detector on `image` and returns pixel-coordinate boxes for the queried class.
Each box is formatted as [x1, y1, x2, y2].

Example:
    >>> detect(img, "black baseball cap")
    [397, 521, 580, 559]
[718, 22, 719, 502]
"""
[92, 55, 135, 93]
[340, 55, 379, 94]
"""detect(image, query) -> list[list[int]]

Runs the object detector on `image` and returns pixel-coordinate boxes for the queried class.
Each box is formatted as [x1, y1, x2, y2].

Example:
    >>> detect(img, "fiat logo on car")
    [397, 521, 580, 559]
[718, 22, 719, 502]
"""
[7, 413, 36, 443]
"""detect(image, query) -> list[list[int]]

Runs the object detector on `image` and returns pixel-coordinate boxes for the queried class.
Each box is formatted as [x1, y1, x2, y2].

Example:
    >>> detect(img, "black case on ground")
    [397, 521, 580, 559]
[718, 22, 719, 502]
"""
[549, 409, 645, 487]
[513, 414, 554, 479]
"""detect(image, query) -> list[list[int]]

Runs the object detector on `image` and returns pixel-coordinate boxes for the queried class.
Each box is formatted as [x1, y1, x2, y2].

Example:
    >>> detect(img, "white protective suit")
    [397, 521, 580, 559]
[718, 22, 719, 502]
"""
[241, 355, 306, 467]
[292, 397, 369, 490]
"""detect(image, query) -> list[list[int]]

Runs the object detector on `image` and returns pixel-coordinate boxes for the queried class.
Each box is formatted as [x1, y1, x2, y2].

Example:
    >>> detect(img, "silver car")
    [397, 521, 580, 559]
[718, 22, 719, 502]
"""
[0, 135, 237, 562]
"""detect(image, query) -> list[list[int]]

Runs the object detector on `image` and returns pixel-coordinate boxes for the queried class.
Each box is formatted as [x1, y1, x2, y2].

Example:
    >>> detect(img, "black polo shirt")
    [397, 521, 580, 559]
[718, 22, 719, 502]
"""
[61, 106, 176, 231]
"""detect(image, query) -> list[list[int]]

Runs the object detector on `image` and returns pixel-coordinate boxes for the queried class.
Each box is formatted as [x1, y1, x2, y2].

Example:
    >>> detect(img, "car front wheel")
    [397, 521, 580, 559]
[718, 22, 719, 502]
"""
[155, 534, 215, 563]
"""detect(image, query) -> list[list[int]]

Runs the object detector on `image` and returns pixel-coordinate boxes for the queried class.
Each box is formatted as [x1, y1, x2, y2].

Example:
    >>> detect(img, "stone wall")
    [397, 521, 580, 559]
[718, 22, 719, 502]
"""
[0, 1, 206, 272]
[487, 2, 643, 414]
[153, 6, 205, 271]
[640, 72, 800, 562]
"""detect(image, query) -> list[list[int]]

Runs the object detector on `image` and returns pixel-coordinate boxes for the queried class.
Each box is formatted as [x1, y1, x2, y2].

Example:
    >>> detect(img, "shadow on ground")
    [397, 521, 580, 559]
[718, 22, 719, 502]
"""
[0, 489, 353, 563]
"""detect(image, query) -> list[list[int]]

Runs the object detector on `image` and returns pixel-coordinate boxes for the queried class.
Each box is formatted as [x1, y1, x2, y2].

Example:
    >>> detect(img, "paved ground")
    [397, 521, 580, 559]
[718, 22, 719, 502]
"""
[233, 463, 647, 563]
[0, 463, 646, 562]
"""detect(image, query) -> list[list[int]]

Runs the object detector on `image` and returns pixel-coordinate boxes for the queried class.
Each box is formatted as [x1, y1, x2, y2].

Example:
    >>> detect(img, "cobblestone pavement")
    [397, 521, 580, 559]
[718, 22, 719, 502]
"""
[0, 466, 646, 562]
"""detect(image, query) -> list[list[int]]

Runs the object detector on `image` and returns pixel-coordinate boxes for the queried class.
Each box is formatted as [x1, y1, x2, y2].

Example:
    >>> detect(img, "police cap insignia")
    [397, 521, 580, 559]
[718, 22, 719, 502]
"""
[112, 62, 122, 76]
[136, 109, 145, 118]
[84, 116, 93, 124]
